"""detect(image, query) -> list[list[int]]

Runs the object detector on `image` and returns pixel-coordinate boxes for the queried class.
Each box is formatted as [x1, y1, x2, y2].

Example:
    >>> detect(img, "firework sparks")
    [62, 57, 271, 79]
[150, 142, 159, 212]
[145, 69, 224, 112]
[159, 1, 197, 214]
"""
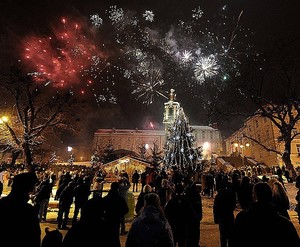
[143, 10, 155, 22]
[23, 17, 105, 87]
[90, 14, 103, 27]
[181, 50, 194, 64]
[192, 6, 204, 20]
[194, 55, 220, 83]
[131, 69, 168, 104]
[107, 5, 124, 24]
[20, 4, 252, 105]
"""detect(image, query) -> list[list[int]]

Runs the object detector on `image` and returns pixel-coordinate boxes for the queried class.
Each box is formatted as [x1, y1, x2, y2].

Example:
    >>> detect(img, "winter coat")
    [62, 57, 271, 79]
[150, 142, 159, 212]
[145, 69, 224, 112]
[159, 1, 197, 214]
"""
[135, 191, 151, 215]
[125, 205, 174, 247]
[164, 194, 192, 243]
[213, 188, 236, 224]
[0, 194, 41, 247]
[103, 190, 129, 247]
[35, 179, 52, 202]
[232, 202, 300, 247]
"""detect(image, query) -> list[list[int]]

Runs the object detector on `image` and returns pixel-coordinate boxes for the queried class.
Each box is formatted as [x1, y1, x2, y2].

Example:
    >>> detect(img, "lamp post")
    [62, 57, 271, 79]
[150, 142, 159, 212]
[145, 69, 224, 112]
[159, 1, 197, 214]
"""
[67, 146, 74, 164]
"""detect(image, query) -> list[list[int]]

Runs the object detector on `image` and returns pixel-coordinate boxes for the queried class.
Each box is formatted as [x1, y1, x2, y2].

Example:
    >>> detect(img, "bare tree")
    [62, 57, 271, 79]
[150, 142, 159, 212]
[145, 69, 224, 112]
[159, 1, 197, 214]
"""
[0, 67, 78, 171]
[231, 39, 300, 178]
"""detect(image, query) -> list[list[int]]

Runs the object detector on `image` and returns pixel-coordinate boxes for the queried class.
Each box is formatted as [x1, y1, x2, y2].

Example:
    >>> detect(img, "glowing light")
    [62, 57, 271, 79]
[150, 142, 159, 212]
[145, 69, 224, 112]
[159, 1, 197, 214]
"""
[150, 122, 154, 130]
[181, 50, 194, 63]
[143, 10, 154, 22]
[203, 142, 210, 150]
[90, 14, 103, 27]
[107, 5, 124, 24]
[194, 55, 220, 83]
[131, 69, 168, 105]
[23, 17, 104, 88]
[192, 6, 203, 19]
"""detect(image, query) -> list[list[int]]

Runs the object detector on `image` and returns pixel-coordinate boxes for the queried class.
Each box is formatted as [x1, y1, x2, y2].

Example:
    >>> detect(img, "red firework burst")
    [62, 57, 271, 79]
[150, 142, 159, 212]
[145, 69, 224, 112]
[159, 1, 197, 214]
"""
[23, 17, 106, 87]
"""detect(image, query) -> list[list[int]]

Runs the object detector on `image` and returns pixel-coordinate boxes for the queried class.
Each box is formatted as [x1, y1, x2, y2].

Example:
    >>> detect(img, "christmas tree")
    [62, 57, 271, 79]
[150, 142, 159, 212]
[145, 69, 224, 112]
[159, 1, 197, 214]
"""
[90, 150, 100, 167]
[163, 107, 202, 173]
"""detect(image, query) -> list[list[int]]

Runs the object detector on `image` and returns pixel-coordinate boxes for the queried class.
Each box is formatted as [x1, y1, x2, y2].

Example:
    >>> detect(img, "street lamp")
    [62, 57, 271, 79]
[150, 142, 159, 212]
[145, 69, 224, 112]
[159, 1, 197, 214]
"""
[0, 116, 8, 124]
[203, 142, 211, 160]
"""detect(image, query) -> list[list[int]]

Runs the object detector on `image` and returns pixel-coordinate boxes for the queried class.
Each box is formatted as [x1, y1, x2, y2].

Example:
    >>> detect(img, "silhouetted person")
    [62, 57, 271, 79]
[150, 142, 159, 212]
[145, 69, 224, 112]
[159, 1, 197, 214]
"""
[184, 178, 203, 247]
[270, 180, 290, 219]
[232, 182, 300, 247]
[103, 182, 129, 247]
[205, 172, 214, 198]
[63, 197, 107, 247]
[57, 181, 75, 229]
[165, 183, 192, 247]
[213, 181, 236, 247]
[132, 170, 140, 192]
[118, 176, 131, 235]
[140, 170, 147, 191]
[126, 192, 174, 247]
[41, 227, 63, 247]
[0, 172, 41, 247]
[72, 177, 91, 225]
[34, 174, 53, 222]
[237, 176, 253, 210]
[135, 184, 152, 215]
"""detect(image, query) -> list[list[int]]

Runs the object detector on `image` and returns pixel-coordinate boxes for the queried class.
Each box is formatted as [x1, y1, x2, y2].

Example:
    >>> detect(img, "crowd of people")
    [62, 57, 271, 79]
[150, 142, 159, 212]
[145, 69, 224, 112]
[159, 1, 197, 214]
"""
[0, 163, 300, 247]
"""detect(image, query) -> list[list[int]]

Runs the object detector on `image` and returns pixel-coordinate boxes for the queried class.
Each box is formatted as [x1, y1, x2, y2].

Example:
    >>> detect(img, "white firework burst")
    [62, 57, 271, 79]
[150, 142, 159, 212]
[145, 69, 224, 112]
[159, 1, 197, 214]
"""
[194, 55, 220, 83]
[131, 17, 139, 26]
[192, 6, 204, 20]
[181, 50, 194, 63]
[90, 14, 103, 27]
[124, 70, 132, 79]
[143, 10, 155, 22]
[131, 69, 167, 104]
[107, 5, 124, 24]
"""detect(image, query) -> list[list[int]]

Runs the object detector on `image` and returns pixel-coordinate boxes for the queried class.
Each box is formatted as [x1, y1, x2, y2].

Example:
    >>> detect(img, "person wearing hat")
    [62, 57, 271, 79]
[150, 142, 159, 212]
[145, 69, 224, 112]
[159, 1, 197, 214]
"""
[0, 172, 41, 247]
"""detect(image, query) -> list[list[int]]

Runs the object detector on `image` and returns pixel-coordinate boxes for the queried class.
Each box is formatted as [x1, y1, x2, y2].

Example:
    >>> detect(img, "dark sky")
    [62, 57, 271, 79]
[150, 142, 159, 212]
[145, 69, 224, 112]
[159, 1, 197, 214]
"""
[1, 0, 299, 147]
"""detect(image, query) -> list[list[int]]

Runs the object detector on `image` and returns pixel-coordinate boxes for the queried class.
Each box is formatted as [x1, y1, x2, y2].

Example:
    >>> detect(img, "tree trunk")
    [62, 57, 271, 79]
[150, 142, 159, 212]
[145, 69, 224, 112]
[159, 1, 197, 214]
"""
[11, 150, 21, 166]
[23, 142, 33, 172]
[282, 144, 297, 181]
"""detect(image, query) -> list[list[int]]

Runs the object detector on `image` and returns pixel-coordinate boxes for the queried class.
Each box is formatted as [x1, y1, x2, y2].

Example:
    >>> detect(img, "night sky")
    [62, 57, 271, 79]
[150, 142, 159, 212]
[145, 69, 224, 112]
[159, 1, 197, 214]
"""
[1, 0, 299, 148]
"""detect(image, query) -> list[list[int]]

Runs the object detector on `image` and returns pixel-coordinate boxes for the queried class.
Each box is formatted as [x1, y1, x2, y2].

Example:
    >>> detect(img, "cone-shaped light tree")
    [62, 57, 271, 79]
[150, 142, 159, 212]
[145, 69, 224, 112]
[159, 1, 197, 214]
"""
[163, 107, 202, 174]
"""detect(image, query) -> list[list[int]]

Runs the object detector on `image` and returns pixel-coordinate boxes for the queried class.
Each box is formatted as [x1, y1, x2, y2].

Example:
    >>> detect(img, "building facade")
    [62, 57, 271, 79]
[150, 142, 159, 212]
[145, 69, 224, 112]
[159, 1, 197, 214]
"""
[92, 128, 166, 155]
[224, 115, 300, 168]
[92, 89, 223, 161]
[92, 125, 223, 159]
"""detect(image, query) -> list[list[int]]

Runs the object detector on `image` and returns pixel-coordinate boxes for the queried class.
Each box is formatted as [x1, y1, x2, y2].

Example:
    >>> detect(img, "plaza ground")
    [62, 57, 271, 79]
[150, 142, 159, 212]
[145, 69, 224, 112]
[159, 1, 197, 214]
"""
[34, 182, 300, 247]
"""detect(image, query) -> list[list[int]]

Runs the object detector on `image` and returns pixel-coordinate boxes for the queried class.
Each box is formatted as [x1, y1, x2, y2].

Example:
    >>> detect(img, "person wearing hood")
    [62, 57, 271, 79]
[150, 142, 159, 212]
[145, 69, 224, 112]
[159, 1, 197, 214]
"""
[125, 192, 174, 247]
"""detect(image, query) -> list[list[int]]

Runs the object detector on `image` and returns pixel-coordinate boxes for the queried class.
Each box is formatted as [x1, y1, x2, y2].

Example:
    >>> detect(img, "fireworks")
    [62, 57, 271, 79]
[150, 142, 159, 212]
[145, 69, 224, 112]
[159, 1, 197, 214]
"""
[23, 17, 104, 87]
[192, 6, 204, 20]
[194, 55, 220, 83]
[107, 5, 124, 24]
[131, 69, 168, 105]
[90, 14, 103, 27]
[21, 4, 252, 105]
[180, 50, 194, 64]
[143, 11, 155, 22]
